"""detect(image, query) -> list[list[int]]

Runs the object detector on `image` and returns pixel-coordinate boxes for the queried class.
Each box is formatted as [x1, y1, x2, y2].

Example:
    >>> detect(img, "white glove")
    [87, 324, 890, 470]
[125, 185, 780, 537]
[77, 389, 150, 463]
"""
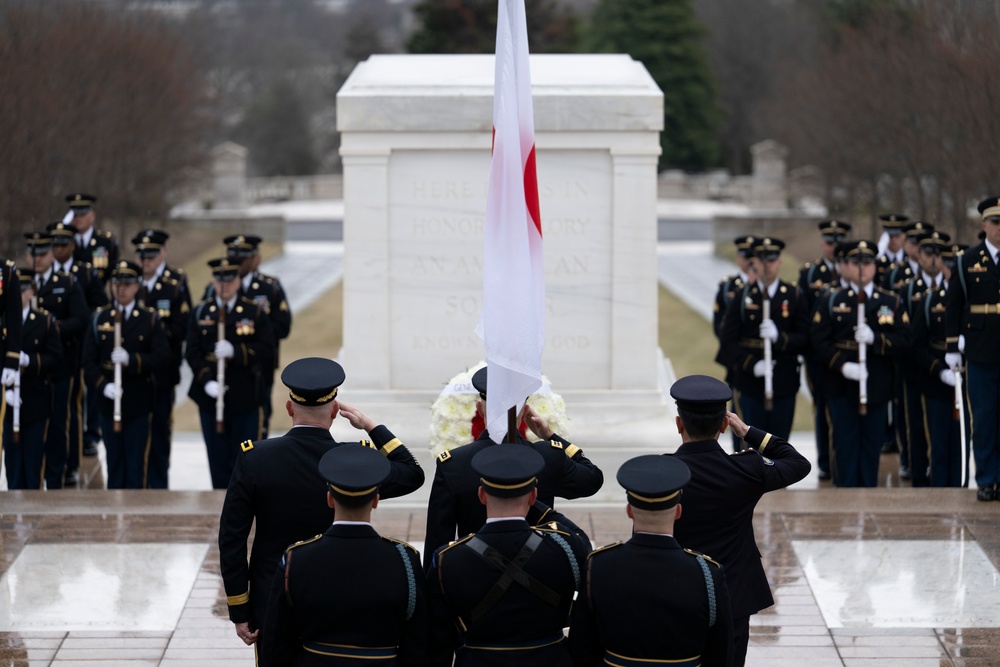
[958, 335, 966, 353]
[103, 383, 120, 400]
[19, 352, 30, 368]
[1, 368, 15, 387]
[4, 389, 20, 408]
[945, 352, 963, 370]
[841, 362, 862, 382]
[111, 347, 129, 365]
[204, 380, 221, 399]
[939, 369, 957, 387]
[214, 340, 235, 360]
[752, 359, 774, 378]
[758, 319, 779, 343]
[854, 324, 875, 345]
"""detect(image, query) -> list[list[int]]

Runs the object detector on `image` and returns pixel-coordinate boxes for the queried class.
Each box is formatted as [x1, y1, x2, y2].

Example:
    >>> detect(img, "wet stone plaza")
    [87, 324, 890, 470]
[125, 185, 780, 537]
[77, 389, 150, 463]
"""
[2, 475, 1000, 666]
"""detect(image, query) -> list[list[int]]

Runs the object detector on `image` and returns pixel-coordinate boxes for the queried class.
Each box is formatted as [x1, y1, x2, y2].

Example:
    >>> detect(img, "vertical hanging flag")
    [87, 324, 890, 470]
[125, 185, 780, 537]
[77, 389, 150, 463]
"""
[475, 0, 545, 443]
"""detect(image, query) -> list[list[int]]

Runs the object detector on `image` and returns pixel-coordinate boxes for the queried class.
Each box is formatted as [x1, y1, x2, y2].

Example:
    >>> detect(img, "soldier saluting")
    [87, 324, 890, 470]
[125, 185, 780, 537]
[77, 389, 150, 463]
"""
[64, 193, 118, 285]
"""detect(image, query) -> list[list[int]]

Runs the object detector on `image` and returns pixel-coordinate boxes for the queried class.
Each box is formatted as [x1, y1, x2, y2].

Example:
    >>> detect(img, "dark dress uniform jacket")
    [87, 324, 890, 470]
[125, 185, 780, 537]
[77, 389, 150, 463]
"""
[671, 426, 810, 619]
[185, 297, 274, 412]
[717, 279, 809, 399]
[62, 259, 108, 310]
[423, 432, 603, 570]
[809, 286, 912, 405]
[73, 228, 118, 284]
[140, 276, 189, 388]
[2, 308, 62, 425]
[219, 426, 425, 632]
[913, 284, 956, 402]
[946, 242, 1000, 364]
[261, 524, 426, 667]
[1, 259, 21, 371]
[712, 273, 747, 340]
[568, 534, 733, 667]
[35, 270, 89, 378]
[82, 305, 170, 421]
[427, 519, 589, 667]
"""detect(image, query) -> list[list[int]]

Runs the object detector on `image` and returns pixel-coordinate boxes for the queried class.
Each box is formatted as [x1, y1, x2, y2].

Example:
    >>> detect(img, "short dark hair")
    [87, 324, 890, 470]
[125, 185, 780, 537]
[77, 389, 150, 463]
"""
[677, 407, 727, 440]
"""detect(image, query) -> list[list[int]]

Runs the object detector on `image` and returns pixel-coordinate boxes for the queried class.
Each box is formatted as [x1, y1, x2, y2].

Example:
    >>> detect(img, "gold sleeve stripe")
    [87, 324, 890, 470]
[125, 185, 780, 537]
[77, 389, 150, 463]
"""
[380, 438, 403, 456]
[564, 444, 580, 458]
[6, 351, 19, 359]
[758, 432, 772, 453]
[227, 592, 249, 606]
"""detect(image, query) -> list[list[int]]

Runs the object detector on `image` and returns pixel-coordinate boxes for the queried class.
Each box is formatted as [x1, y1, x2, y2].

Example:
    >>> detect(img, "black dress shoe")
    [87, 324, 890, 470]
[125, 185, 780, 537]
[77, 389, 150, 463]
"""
[899, 466, 912, 480]
[881, 441, 899, 454]
[83, 442, 99, 457]
[995, 483, 1000, 501]
[64, 469, 79, 486]
[977, 486, 995, 502]
[818, 469, 831, 481]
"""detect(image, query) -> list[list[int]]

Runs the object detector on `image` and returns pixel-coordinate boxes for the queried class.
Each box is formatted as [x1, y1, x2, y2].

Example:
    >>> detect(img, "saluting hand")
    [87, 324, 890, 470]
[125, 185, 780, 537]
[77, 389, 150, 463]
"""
[724, 411, 750, 439]
[338, 402, 376, 432]
[523, 404, 554, 440]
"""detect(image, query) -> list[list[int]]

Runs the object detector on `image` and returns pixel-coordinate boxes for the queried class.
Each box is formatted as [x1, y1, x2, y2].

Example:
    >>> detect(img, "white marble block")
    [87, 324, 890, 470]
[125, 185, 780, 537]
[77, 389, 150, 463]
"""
[336, 54, 674, 451]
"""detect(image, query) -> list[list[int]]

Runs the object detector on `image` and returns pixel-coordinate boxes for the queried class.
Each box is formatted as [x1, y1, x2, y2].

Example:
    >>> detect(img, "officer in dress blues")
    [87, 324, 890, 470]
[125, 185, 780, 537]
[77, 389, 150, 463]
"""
[25, 232, 89, 489]
[210, 234, 292, 438]
[47, 220, 108, 479]
[713, 236, 756, 451]
[945, 197, 1000, 501]
[427, 446, 590, 667]
[132, 228, 192, 307]
[423, 365, 604, 571]
[259, 445, 427, 667]
[187, 257, 275, 489]
[883, 222, 934, 292]
[668, 375, 810, 667]
[2, 269, 63, 489]
[896, 230, 950, 487]
[220, 358, 424, 660]
[568, 455, 733, 667]
[82, 261, 169, 489]
[875, 213, 909, 287]
[799, 220, 850, 479]
[0, 255, 23, 441]
[133, 231, 190, 488]
[810, 241, 912, 488]
[911, 233, 970, 487]
[718, 237, 809, 442]
[65, 193, 118, 285]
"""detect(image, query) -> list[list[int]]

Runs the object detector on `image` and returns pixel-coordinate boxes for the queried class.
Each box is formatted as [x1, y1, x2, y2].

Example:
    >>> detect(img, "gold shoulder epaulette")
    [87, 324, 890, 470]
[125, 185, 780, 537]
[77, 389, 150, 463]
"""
[381, 535, 419, 554]
[360, 439, 376, 450]
[684, 548, 721, 568]
[240, 440, 254, 453]
[550, 440, 563, 449]
[287, 534, 323, 551]
[588, 541, 623, 559]
[437, 450, 452, 463]
[534, 522, 570, 537]
[439, 534, 474, 555]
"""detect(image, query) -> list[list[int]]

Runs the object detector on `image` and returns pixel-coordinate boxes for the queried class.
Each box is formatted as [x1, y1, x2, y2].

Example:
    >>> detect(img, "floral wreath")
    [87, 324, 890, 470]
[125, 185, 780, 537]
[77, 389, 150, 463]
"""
[429, 361, 570, 457]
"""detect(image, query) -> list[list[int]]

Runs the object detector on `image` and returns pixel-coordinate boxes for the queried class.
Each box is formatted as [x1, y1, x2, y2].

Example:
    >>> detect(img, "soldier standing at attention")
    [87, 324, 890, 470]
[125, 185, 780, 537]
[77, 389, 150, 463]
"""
[874, 213, 909, 288]
[220, 358, 424, 663]
[718, 237, 809, 442]
[423, 366, 603, 571]
[65, 193, 118, 285]
[0, 256, 22, 440]
[25, 232, 89, 490]
[799, 220, 851, 480]
[810, 241, 911, 488]
[220, 234, 291, 438]
[2, 269, 62, 489]
[83, 261, 169, 489]
[668, 375, 810, 667]
[133, 228, 191, 307]
[713, 235, 756, 451]
[568, 455, 733, 667]
[945, 196, 1000, 501]
[187, 258, 275, 489]
[46, 220, 107, 483]
[427, 445, 590, 667]
[133, 230, 190, 488]
[259, 444, 426, 667]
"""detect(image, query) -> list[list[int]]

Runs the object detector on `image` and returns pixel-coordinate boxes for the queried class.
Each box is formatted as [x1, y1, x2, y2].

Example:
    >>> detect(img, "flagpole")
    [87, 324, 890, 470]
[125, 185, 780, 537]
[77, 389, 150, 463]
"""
[506, 406, 518, 443]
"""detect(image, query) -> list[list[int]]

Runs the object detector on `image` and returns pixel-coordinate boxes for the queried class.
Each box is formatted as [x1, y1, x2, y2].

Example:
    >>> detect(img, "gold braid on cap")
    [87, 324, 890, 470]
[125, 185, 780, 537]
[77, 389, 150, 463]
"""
[981, 205, 1000, 219]
[627, 489, 681, 504]
[288, 387, 338, 405]
[480, 476, 537, 491]
[328, 483, 377, 497]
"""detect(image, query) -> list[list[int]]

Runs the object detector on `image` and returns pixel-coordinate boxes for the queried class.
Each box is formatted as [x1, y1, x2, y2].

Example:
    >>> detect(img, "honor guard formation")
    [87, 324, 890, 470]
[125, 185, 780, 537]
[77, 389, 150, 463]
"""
[3, 192, 1000, 667]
